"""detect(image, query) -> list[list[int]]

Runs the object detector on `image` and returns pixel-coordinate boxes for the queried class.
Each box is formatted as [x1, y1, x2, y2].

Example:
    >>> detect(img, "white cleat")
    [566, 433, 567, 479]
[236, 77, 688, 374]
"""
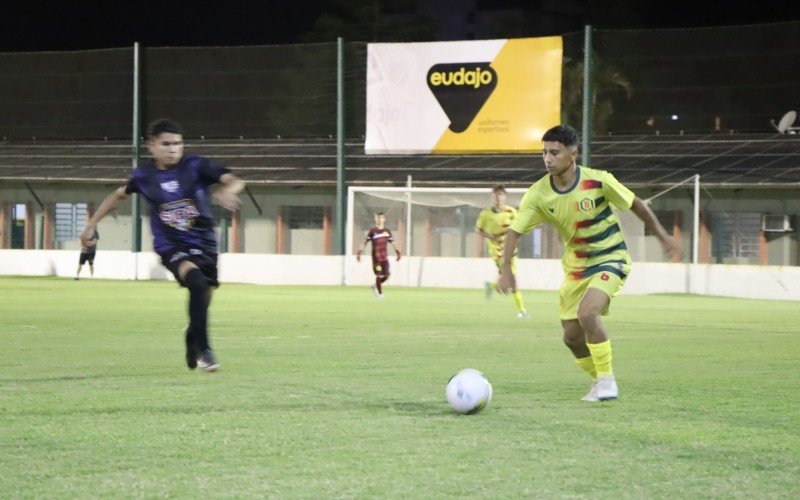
[594, 375, 618, 401]
[517, 311, 529, 318]
[197, 349, 220, 373]
[580, 380, 599, 402]
[370, 284, 380, 297]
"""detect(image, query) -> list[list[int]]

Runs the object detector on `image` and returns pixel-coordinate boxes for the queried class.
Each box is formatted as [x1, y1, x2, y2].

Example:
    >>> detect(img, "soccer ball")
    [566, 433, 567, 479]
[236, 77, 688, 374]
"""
[445, 368, 493, 414]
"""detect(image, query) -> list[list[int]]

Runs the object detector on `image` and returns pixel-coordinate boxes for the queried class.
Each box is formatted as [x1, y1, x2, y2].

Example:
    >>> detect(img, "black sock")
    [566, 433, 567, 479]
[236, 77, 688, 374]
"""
[185, 268, 210, 351]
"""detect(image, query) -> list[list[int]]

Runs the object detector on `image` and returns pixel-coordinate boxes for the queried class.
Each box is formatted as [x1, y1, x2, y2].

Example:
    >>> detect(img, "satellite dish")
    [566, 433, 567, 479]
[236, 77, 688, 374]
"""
[772, 110, 798, 133]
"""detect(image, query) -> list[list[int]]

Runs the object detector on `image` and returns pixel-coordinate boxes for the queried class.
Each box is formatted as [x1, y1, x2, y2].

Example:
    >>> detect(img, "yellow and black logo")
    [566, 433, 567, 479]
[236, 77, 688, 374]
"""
[427, 63, 498, 133]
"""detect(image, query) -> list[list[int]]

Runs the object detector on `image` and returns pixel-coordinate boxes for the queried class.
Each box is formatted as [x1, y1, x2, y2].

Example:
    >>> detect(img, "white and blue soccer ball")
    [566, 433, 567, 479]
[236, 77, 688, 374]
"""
[445, 368, 493, 414]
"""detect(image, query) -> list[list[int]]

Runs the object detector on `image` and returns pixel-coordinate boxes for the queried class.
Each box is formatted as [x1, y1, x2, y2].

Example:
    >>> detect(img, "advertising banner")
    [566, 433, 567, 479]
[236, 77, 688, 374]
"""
[365, 37, 562, 154]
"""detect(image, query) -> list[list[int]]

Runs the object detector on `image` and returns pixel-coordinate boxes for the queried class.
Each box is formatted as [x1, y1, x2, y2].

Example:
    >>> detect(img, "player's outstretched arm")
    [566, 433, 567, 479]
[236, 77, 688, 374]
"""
[497, 230, 521, 294]
[390, 242, 402, 261]
[80, 187, 128, 246]
[630, 197, 681, 260]
[214, 173, 244, 212]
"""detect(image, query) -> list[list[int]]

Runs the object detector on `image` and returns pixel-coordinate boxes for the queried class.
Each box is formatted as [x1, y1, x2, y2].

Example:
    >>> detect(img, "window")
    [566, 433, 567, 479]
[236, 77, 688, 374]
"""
[11, 204, 26, 249]
[288, 206, 325, 229]
[55, 203, 88, 242]
[711, 212, 761, 262]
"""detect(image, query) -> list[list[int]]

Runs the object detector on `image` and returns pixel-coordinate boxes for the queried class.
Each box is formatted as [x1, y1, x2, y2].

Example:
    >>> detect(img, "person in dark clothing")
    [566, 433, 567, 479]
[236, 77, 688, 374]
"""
[80, 119, 243, 372]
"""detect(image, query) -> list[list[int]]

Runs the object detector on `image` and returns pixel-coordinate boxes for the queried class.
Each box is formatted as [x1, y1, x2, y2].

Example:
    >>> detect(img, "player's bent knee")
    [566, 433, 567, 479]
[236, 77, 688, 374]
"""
[563, 334, 583, 350]
[184, 267, 207, 293]
[576, 308, 601, 327]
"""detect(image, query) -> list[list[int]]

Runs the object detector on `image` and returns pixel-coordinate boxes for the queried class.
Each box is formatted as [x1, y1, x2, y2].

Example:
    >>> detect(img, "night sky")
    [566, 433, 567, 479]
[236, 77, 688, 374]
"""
[1, 0, 797, 52]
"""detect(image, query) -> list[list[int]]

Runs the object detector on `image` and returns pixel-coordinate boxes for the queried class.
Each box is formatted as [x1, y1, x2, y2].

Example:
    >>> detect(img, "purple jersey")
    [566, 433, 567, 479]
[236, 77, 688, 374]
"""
[125, 155, 230, 255]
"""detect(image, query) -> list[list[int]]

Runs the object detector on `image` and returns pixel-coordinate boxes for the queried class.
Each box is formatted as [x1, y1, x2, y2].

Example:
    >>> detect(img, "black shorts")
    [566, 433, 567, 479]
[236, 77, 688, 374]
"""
[79, 251, 96, 265]
[159, 247, 219, 288]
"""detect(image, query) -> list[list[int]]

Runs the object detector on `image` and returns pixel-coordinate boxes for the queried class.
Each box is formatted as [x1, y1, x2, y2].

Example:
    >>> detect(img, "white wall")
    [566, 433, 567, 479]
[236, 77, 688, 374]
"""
[0, 250, 798, 302]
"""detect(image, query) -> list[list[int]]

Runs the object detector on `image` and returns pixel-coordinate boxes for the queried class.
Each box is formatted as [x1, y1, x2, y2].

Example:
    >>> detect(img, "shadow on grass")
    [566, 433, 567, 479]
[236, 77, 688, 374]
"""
[383, 400, 454, 416]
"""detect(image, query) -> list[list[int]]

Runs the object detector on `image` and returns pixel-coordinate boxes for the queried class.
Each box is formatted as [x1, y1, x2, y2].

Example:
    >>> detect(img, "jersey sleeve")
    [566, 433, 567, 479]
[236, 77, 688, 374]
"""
[510, 188, 545, 234]
[124, 175, 139, 195]
[602, 172, 635, 210]
[197, 157, 232, 185]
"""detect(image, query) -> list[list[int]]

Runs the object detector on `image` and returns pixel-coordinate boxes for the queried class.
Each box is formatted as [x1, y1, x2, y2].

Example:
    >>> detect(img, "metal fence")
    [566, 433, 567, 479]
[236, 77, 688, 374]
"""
[1, 22, 798, 140]
[0, 43, 368, 140]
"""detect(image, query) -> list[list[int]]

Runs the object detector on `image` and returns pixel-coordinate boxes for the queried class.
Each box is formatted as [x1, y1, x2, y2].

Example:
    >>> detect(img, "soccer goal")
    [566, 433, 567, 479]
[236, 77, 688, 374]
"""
[346, 186, 530, 260]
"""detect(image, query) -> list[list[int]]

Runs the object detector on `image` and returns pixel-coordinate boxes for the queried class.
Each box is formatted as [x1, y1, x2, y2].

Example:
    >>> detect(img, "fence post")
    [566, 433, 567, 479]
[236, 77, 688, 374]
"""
[582, 25, 593, 167]
[131, 42, 142, 257]
[336, 37, 346, 256]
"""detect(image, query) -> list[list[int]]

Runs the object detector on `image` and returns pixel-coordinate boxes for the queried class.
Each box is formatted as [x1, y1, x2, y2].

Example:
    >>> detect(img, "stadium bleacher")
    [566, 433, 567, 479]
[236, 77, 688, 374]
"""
[1, 133, 798, 187]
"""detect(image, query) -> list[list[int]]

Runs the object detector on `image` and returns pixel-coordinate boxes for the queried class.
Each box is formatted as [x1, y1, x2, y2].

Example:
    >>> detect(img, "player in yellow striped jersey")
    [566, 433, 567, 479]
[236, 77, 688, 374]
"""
[475, 185, 527, 318]
[498, 125, 679, 402]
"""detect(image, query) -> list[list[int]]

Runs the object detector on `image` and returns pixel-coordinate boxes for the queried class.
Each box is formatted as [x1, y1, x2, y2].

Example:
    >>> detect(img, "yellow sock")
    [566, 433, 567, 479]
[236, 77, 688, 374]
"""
[574, 356, 597, 380]
[587, 340, 613, 378]
[512, 291, 525, 313]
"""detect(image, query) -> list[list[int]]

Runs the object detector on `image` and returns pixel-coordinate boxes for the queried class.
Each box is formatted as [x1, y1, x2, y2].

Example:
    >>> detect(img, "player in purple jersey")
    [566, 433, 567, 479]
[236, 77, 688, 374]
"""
[80, 119, 243, 372]
[356, 212, 401, 298]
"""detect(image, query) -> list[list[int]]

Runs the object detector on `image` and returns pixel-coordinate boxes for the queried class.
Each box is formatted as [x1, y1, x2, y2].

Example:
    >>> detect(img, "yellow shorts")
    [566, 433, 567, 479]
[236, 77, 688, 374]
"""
[558, 266, 628, 320]
[493, 255, 518, 275]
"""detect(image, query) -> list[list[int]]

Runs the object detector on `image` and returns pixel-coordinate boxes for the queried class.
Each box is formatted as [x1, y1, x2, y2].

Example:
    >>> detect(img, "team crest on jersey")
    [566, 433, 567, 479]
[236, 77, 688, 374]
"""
[159, 198, 200, 231]
[160, 180, 180, 193]
[578, 197, 595, 212]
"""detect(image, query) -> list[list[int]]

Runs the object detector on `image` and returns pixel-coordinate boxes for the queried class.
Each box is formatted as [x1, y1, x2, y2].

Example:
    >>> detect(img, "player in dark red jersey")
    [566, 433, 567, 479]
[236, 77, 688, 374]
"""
[356, 212, 402, 298]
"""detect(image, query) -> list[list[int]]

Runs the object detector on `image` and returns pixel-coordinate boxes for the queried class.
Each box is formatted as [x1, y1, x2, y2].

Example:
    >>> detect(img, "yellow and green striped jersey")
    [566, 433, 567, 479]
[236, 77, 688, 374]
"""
[510, 166, 635, 280]
[475, 204, 517, 261]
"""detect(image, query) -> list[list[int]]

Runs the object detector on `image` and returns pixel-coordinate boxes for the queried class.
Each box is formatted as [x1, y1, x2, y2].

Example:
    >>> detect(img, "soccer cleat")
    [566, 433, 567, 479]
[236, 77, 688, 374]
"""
[517, 311, 529, 318]
[484, 281, 493, 299]
[371, 284, 380, 297]
[377, 293, 385, 299]
[580, 380, 599, 402]
[184, 327, 198, 370]
[197, 349, 220, 372]
[594, 375, 618, 401]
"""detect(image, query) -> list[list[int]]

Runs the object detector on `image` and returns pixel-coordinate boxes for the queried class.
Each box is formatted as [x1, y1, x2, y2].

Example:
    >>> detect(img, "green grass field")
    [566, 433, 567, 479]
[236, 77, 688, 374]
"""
[1, 276, 798, 498]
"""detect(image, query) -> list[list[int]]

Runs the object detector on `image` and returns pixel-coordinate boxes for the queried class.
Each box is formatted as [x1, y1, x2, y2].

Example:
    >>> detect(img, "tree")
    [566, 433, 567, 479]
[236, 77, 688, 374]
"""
[562, 55, 632, 134]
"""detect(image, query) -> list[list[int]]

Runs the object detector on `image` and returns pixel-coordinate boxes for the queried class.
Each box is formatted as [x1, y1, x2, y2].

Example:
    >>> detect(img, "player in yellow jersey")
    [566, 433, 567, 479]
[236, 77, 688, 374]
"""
[475, 185, 527, 318]
[498, 125, 679, 402]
